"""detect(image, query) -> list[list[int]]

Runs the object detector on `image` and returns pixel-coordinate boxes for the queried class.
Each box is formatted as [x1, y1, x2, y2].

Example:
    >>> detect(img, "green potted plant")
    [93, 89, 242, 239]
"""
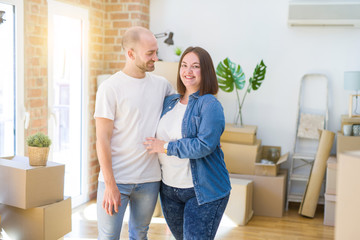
[174, 46, 182, 57]
[173, 46, 182, 62]
[216, 58, 267, 127]
[27, 132, 52, 166]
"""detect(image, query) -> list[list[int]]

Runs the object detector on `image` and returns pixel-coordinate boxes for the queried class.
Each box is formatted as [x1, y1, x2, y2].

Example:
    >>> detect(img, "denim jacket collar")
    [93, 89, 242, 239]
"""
[173, 91, 200, 100]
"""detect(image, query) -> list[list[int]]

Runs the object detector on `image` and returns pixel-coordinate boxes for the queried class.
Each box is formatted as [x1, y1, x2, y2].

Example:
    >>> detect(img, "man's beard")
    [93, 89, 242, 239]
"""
[136, 60, 155, 72]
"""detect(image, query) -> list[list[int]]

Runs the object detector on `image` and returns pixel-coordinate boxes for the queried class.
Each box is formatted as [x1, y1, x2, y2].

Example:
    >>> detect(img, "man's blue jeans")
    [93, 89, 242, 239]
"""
[97, 181, 160, 240]
[160, 182, 229, 240]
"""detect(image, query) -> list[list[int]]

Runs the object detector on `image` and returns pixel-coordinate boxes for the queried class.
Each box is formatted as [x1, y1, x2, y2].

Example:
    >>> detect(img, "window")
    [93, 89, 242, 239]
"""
[0, 0, 24, 157]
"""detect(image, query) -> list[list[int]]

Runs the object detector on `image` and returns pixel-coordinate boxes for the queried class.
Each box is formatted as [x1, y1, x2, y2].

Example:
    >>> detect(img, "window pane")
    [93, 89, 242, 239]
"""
[0, 3, 15, 157]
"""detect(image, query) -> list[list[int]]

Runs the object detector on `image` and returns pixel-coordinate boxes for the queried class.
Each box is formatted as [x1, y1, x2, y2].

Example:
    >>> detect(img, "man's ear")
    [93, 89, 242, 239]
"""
[127, 48, 136, 60]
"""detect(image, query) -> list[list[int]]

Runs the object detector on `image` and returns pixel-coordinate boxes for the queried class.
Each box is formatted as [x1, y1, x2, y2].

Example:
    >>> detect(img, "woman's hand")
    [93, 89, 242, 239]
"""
[144, 137, 167, 154]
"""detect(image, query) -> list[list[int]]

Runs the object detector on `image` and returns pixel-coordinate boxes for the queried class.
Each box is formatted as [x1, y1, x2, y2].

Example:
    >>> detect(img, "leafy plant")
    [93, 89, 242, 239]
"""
[174, 47, 182, 56]
[216, 58, 267, 126]
[27, 132, 52, 147]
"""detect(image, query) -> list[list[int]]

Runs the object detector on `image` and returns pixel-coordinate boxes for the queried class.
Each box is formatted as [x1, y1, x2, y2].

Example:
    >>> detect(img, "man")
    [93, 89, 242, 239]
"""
[94, 26, 174, 240]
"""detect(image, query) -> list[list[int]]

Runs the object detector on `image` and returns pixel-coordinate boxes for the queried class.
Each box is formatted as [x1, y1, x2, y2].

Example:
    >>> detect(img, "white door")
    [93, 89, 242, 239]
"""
[48, 0, 89, 207]
[0, 0, 24, 157]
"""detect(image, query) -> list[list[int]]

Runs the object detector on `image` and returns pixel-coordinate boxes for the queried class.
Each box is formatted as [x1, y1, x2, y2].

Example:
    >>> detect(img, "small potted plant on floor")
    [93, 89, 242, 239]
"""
[27, 132, 52, 166]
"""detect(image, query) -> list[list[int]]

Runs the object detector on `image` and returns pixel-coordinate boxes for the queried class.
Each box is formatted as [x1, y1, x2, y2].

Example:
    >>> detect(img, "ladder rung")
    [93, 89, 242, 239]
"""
[287, 194, 325, 205]
[290, 174, 309, 181]
[292, 152, 316, 160]
[287, 194, 303, 202]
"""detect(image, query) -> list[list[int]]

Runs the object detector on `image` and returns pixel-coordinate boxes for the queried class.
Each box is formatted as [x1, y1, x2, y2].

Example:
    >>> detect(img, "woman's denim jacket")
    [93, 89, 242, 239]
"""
[162, 91, 231, 205]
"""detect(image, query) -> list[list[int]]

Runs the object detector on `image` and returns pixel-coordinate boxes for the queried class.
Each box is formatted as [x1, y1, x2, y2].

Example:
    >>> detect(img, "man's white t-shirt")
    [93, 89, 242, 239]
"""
[94, 71, 174, 184]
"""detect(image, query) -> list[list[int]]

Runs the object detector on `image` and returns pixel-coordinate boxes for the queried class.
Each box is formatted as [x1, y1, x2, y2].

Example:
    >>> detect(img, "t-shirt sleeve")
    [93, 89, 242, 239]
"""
[94, 83, 116, 120]
[166, 80, 176, 96]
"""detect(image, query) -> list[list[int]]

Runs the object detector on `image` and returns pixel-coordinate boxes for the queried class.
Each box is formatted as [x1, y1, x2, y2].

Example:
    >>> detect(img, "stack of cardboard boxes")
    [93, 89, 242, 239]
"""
[326, 115, 360, 227]
[221, 124, 289, 218]
[0, 156, 71, 240]
[324, 156, 337, 226]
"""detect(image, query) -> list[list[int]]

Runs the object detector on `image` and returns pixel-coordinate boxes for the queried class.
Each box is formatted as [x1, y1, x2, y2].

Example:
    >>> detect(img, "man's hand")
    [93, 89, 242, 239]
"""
[102, 185, 121, 216]
[144, 137, 166, 154]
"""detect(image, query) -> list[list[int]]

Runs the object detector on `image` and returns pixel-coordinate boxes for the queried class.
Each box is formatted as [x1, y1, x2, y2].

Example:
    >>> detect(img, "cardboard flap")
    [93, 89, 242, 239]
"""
[276, 152, 289, 165]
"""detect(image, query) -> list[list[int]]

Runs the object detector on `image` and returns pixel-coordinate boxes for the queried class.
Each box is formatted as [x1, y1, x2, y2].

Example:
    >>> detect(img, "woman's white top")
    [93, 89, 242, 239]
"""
[156, 101, 194, 188]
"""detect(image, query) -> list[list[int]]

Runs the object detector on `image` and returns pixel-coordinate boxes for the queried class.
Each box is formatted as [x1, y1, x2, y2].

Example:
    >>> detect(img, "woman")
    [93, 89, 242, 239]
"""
[144, 46, 231, 240]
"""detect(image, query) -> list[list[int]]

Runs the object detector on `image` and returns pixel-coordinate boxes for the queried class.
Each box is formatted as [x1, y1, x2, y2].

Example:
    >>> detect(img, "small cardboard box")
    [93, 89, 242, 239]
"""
[340, 114, 360, 132]
[325, 156, 337, 195]
[335, 151, 360, 240]
[336, 131, 360, 154]
[221, 139, 261, 175]
[221, 124, 257, 145]
[0, 197, 72, 240]
[324, 193, 336, 226]
[224, 178, 253, 226]
[254, 146, 289, 176]
[230, 170, 287, 218]
[0, 156, 65, 209]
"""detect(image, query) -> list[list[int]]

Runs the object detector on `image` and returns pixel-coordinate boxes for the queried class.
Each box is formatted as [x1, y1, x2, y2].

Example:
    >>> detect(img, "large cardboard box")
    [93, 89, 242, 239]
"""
[254, 145, 289, 176]
[324, 193, 336, 226]
[153, 61, 179, 90]
[221, 124, 257, 145]
[325, 156, 337, 195]
[0, 156, 65, 209]
[224, 178, 253, 226]
[335, 151, 360, 240]
[230, 170, 287, 217]
[222, 139, 261, 175]
[0, 197, 71, 240]
[336, 132, 360, 154]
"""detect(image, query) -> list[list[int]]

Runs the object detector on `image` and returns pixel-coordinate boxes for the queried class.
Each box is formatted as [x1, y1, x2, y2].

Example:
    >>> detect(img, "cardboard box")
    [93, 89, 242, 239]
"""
[254, 145, 289, 176]
[0, 197, 72, 240]
[0, 156, 65, 209]
[324, 193, 336, 226]
[221, 124, 257, 145]
[325, 156, 337, 195]
[222, 139, 261, 175]
[230, 170, 287, 217]
[224, 178, 253, 226]
[335, 151, 360, 240]
[153, 61, 179, 90]
[340, 114, 360, 132]
[336, 132, 360, 154]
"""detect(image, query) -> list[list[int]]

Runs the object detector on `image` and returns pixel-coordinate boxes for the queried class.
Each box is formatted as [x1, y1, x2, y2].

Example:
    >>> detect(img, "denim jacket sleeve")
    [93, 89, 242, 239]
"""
[167, 96, 225, 159]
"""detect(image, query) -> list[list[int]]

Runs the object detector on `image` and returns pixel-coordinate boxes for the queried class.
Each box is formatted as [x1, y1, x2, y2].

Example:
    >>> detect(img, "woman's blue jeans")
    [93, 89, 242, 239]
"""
[97, 181, 160, 240]
[160, 182, 229, 240]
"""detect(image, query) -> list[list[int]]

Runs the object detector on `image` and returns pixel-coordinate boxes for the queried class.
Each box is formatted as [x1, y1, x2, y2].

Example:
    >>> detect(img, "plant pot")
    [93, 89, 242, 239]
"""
[28, 146, 50, 166]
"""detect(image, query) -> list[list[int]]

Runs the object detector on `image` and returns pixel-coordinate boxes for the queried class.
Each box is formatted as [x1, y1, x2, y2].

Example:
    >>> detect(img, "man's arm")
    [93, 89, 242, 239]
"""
[96, 117, 121, 216]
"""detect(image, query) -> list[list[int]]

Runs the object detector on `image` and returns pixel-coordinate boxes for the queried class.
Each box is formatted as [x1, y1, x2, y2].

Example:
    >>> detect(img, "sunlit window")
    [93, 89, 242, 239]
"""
[0, 3, 15, 157]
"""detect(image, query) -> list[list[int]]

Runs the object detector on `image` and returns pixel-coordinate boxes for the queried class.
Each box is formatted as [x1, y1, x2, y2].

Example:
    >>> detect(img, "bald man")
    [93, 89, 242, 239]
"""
[94, 26, 175, 240]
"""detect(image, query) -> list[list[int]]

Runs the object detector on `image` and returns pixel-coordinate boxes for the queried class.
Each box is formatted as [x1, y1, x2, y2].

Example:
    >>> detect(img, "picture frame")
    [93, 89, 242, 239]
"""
[349, 94, 360, 118]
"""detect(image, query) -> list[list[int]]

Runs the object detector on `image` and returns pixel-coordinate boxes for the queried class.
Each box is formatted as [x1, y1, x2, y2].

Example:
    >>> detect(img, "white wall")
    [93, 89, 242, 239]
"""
[150, 0, 360, 158]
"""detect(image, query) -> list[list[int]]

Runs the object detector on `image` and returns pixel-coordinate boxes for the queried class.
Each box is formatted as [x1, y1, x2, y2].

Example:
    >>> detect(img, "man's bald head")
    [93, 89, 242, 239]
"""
[122, 26, 154, 50]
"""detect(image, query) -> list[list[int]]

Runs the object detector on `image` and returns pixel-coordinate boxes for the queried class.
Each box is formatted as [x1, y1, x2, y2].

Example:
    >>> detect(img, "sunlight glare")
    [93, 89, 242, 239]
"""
[83, 203, 97, 221]
[219, 214, 238, 227]
[1, 228, 13, 240]
[63, 238, 96, 240]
